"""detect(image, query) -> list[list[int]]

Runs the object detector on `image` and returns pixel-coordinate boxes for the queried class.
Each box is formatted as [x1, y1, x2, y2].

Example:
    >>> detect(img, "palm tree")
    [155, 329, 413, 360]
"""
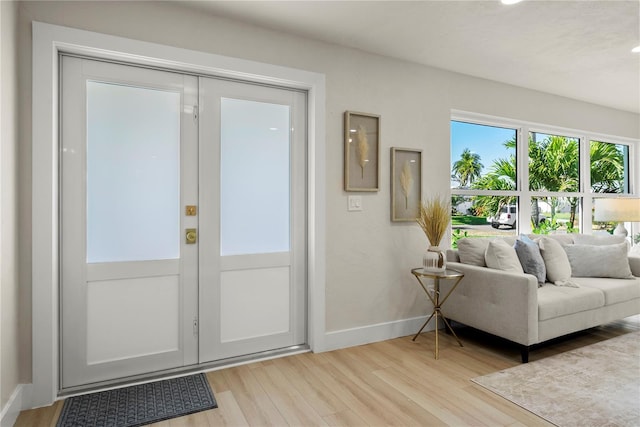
[469, 135, 625, 231]
[452, 148, 483, 188]
[528, 135, 579, 227]
[590, 141, 625, 193]
[471, 149, 516, 219]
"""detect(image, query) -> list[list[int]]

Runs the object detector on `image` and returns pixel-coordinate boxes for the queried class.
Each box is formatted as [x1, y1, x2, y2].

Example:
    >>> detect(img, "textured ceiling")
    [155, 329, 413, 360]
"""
[180, 0, 640, 114]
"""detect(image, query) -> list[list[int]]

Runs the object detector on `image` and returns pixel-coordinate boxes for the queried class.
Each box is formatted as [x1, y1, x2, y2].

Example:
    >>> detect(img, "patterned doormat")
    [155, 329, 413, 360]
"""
[57, 373, 217, 427]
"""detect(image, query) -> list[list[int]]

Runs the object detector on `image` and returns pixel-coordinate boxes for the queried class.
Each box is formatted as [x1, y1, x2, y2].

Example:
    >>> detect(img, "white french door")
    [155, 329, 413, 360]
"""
[198, 78, 307, 362]
[60, 56, 307, 389]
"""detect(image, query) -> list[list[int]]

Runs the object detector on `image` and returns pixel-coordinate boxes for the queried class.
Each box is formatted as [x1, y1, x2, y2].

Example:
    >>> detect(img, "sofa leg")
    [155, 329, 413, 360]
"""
[521, 346, 530, 363]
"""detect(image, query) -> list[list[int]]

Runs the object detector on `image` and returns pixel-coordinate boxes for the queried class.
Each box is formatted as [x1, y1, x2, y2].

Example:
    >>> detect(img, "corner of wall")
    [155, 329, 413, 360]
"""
[0, 384, 33, 427]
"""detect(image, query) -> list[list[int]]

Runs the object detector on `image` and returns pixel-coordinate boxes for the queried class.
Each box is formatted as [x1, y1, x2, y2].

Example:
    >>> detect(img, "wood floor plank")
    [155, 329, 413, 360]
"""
[322, 408, 369, 426]
[322, 351, 446, 426]
[270, 353, 349, 416]
[167, 410, 210, 427]
[205, 390, 249, 426]
[14, 316, 638, 427]
[250, 362, 328, 426]
[302, 356, 406, 426]
[206, 369, 230, 394]
[220, 364, 287, 426]
[14, 400, 63, 427]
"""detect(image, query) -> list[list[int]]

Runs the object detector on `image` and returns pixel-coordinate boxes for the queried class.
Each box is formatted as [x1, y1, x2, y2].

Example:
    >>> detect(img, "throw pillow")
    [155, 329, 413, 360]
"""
[538, 237, 579, 287]
[514, 235, 546, 284]
[457, 238, 490, 267]
[563, 242, 633, 279]
[485, 239, 524, 273]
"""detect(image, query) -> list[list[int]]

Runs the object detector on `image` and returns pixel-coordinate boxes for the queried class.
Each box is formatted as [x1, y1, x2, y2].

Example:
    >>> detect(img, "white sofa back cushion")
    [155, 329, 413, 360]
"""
[485, 239, 524, 273]
[573, 234, 626, 246]
[458, 236, 517, 267]
[457, 238, 490, 266]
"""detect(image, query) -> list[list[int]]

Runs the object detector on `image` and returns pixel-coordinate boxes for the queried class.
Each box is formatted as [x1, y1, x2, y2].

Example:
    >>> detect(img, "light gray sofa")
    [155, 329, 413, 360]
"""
[442, 234, 640, 362]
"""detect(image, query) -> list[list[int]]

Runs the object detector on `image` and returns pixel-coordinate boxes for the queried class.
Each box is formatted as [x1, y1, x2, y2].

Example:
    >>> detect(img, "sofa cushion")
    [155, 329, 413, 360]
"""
[573, 234, 626, 246]
[537, 284, 605, 321]
[457, 238, 490, 266]
[530, 233, 575, 246]
[485, 239, 524, 273]
[564, 242, 633, 279]
[538, 236, 578, 287]
[571, 277, 640, 306]
[514, 235, 546, 284]
[457, 237, 518, 267]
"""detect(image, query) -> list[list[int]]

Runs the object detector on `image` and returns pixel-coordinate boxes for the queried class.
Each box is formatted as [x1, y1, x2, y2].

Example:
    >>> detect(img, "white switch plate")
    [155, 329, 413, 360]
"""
[348, 195, 362, 211]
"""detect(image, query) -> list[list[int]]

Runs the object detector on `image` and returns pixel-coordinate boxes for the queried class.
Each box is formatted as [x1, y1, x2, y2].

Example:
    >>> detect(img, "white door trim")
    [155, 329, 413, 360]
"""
[32, 21, 326, 408]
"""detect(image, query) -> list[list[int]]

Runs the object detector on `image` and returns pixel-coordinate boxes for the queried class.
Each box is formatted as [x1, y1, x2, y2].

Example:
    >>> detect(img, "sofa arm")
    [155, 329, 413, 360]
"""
[629, 254, 640, 277]
[440, 261, 540, 346]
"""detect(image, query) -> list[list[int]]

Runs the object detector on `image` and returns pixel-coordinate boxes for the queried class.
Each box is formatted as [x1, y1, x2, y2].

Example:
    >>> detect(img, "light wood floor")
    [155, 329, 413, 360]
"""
[16, 316, 640, 426]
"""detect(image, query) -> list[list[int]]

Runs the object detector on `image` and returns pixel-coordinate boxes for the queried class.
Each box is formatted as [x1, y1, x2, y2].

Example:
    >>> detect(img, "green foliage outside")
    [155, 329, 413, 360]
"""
[451, 215, 487, 226]
[451, 136, 626, 235]
[451, 228, 468, 249]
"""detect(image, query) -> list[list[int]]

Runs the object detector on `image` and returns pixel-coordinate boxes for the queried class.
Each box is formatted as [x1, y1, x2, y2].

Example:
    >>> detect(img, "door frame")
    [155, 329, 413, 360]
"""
[32, 21, 326, 407]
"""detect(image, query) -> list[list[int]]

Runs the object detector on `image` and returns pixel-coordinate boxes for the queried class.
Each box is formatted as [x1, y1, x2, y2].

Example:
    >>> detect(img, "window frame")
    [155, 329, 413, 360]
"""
[451, 110, 638, 235]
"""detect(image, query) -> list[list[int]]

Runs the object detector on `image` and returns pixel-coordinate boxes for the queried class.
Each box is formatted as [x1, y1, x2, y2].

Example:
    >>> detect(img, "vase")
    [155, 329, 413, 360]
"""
[423, 245, 446, 273]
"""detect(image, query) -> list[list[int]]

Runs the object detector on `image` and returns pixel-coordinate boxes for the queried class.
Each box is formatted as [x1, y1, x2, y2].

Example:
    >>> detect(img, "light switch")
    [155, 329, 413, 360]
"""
[348, 195, 362, 211]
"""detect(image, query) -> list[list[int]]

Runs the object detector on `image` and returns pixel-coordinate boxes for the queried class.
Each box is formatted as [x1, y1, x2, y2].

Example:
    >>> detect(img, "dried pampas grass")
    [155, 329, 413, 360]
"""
[356, 125, 369, 178]
[400, 160, 412, 209]
[417, 196, 450, 247]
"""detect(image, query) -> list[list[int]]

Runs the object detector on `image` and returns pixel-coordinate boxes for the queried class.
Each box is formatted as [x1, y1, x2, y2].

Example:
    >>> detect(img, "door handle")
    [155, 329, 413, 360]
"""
[185, 228, 197, 244]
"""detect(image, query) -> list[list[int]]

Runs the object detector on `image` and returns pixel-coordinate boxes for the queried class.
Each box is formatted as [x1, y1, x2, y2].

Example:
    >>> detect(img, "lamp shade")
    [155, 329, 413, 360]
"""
[594, 198, 640, 222]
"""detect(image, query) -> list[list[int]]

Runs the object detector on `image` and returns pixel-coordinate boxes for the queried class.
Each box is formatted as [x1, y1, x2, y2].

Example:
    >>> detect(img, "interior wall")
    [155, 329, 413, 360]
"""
[1, 0, 20, 411]
[15, 0, 640, 386]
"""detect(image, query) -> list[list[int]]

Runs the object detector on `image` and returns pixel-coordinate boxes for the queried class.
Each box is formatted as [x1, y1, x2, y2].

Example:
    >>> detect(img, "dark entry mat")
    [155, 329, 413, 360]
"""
[57, 373, 217, 427]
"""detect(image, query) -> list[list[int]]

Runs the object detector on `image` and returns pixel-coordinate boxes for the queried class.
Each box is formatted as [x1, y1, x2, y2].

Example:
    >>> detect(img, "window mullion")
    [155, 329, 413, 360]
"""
[581, 135, 591, 233]
[519, 126, 532, 234]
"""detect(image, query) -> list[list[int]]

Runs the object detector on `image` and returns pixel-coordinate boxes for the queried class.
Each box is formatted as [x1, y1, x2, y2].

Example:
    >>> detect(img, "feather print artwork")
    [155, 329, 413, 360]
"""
[400, 160, 413, 209]
[356, 125, 369, 179]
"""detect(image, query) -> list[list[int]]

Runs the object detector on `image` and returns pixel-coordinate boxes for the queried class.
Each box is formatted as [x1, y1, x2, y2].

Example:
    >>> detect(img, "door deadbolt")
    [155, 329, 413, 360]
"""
[185, 228, 197, 244]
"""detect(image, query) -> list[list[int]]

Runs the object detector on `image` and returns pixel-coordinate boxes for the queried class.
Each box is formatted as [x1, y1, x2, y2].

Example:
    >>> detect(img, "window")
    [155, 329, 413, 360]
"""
[451, 113, 637, 244]
[590, 141, 629, 194]
[451, 121, 516, 191]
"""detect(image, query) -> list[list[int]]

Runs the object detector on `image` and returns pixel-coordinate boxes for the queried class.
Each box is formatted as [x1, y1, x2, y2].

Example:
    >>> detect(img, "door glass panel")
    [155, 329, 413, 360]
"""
[86, 81, 180, 263]
[220, 98, 290, 256]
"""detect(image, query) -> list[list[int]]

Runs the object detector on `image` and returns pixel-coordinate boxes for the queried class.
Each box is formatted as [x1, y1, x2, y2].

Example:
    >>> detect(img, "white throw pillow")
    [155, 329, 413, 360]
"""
[563, 242, 633, 279]
[538, 237, 579, 287]
[485, 239, 524, 273]
[457, 238, 490, 267]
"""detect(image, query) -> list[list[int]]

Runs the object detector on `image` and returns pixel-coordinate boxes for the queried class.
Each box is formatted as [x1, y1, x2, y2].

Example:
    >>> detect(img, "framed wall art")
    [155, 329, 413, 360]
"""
[391, 147, 422, 222]
[344, 111, 380, 191]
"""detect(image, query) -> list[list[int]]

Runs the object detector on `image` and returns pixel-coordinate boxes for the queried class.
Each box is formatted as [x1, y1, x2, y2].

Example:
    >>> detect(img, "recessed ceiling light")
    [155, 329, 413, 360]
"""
[501, 0, 523, 4]
[632, 46, 640, 53]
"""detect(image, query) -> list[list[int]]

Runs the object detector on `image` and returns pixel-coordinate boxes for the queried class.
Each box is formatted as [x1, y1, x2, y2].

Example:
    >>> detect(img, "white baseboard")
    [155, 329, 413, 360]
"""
[1, 384, 33, 427]
[323, 315, 433, 352]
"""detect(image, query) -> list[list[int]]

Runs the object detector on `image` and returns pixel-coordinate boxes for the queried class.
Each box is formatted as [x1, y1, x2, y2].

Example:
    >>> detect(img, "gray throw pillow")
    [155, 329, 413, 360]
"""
[563, 242, 633, 279]
[514, 237, 546, 284]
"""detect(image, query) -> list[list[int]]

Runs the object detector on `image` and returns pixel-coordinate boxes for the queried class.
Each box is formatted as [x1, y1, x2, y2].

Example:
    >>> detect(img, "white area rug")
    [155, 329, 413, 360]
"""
[472, 332, 640, 427]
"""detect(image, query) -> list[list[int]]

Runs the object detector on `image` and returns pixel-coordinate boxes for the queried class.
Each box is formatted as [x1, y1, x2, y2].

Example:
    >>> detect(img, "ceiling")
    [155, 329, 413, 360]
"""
[180, 0, 640, 114]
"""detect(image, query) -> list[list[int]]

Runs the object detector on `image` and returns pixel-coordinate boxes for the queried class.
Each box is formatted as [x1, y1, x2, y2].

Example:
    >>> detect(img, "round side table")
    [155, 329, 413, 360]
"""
[411, 267, 465, 359]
